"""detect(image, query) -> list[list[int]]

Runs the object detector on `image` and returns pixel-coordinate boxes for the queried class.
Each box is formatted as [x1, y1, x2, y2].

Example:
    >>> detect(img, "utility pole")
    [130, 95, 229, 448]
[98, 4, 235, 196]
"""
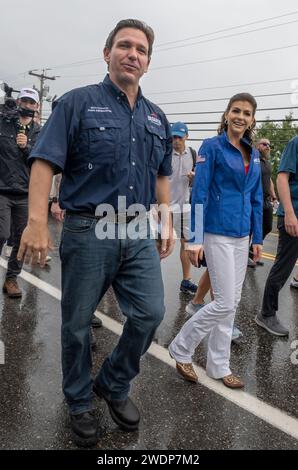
[28, 69, 58, 120]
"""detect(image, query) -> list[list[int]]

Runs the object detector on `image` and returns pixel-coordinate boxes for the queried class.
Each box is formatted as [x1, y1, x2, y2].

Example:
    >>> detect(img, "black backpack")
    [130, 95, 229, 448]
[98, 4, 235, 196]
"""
[190, 147, 197, 171]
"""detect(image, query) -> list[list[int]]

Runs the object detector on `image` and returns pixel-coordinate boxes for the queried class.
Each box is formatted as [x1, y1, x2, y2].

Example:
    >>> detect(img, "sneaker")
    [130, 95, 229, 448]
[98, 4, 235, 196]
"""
[290, 278, 298, 289]
[3, 245, 12, 258]
[232, 326, 243, 344]
[255, 314, 289, 337]
[185, 301, 204, 315]
[247, 257, 256, 268]
[180, 279, 197, 294]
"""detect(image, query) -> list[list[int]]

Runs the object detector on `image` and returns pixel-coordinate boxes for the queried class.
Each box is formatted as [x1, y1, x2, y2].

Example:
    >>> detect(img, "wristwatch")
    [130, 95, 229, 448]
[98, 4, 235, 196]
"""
[52, 197, 59, 203]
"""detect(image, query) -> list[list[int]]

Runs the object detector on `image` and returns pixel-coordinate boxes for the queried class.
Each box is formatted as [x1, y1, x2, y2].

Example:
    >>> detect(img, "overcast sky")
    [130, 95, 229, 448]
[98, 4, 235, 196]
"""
[1, 0, 298, 147]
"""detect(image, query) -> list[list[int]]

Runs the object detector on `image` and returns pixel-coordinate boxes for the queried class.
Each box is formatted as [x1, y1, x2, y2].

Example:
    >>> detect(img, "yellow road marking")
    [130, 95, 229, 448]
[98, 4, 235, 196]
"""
[261, 252, 298, 266]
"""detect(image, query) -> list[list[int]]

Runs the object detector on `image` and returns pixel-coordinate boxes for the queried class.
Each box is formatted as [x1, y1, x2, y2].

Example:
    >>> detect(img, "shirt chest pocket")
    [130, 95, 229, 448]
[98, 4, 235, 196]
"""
[80, 118, 121, 164]
[144, 123, 166, 170]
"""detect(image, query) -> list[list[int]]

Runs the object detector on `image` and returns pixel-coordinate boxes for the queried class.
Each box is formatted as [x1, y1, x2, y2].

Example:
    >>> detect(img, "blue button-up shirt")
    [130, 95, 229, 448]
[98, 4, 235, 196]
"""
[29, 75, 172, 211]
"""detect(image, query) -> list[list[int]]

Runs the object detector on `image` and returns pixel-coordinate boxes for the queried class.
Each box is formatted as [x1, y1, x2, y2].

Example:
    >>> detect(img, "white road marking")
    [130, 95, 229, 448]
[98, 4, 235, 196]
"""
[1, 257, 298, 441]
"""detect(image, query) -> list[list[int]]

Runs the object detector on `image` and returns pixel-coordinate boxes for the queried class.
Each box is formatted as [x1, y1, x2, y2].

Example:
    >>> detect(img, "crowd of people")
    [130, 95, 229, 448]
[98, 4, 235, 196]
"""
[1, 18, 297, 447]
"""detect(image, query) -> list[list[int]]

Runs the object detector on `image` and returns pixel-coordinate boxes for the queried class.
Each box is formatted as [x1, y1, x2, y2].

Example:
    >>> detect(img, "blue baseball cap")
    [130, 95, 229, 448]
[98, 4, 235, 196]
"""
[171, 121, 188, 137]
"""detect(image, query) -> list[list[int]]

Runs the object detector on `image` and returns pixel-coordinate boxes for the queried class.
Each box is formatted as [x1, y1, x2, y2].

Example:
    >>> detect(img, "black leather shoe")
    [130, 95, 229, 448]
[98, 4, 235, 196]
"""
[70, 410, 99, 447]
[91, 315, 103, 328]
[93, 382, 140, 431]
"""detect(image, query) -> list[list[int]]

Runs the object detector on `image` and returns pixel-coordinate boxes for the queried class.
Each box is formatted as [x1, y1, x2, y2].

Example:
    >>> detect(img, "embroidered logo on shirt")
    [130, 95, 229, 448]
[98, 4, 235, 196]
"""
[196, 155, 206, 163]
[148, 113, 161, 126]
[87, 106, 112, 113]
[254, 157, 260, 164]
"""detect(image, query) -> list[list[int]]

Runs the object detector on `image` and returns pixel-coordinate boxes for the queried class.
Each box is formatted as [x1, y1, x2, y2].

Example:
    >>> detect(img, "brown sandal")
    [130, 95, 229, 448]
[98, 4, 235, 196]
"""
[222, 374, 244, 389]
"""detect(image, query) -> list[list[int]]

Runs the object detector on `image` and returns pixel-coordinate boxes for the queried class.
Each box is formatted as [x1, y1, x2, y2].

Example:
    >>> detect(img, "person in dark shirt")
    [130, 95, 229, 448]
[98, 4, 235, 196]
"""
[256, 136, 298, 336]
[0, 87, 40, 297]
[18, 19, 174, 447]
[248, 138, 277, 267]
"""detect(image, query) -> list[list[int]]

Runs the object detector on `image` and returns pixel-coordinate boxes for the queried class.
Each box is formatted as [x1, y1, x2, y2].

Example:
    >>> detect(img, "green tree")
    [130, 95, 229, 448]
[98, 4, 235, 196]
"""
[255, 113, 298, 183]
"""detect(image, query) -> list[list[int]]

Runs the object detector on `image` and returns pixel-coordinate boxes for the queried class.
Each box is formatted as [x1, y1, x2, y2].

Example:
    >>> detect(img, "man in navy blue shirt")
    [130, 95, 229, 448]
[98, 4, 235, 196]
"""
[18, 19, 174, 447]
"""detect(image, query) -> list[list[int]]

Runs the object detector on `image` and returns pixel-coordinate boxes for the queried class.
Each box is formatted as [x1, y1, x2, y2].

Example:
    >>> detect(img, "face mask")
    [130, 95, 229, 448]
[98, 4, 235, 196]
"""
[18, 106, 35, 118]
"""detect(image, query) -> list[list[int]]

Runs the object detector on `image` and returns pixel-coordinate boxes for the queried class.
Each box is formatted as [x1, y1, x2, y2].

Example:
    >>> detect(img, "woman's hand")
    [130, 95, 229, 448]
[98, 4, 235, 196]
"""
[186, 244, 204, 267]
[252, 244, 263, 263]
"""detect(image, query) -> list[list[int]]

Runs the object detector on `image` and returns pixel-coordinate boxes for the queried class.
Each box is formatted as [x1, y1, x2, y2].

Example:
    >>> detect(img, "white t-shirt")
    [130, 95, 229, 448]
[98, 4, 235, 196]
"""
[169, 147, 194, 211]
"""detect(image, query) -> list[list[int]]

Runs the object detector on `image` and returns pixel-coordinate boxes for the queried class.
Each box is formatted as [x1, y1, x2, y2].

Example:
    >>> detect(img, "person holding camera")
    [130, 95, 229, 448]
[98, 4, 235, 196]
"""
[0, 87, 40, 297]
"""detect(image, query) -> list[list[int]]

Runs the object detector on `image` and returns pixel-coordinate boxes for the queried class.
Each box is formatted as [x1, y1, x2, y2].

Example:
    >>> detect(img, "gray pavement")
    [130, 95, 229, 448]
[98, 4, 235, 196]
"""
[0, 218, 297, 450]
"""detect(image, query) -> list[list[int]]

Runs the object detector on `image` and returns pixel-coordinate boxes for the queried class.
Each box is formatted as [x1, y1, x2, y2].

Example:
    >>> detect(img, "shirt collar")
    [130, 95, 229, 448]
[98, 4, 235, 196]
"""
[222, 131, 253, 151]
[102, 74, 143, 105]
[173, 148, 188, 156]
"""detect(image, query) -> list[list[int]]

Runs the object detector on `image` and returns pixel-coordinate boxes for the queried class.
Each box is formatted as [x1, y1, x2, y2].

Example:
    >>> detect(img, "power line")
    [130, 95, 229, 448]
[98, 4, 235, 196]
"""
[181, 119, 298, 124]
[157, 92, 294, 106]
[41, 42, 298, 79]
[155, 10, 298, 48]
[151, 43, 298, 72]
[187, 127, 298, 132]
[156, 20, 298, 53]
[147, 77, 298, 96]
[165, 106, 298, 116]
[5, 11, 298, 79]
[189, 138, 293, 142]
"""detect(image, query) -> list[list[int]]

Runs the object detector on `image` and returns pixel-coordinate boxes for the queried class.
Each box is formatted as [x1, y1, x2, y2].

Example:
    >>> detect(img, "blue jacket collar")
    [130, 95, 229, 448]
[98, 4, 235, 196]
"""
[221, 131, 253, 151]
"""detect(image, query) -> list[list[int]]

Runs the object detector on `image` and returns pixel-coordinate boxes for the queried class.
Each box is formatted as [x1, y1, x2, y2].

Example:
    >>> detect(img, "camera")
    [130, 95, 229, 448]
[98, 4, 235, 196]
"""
[0, 82, 18, 121]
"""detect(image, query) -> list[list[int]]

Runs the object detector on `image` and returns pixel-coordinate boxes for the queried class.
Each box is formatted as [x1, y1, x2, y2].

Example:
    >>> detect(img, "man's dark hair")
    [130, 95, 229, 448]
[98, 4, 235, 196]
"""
[105, 19, 155, 58]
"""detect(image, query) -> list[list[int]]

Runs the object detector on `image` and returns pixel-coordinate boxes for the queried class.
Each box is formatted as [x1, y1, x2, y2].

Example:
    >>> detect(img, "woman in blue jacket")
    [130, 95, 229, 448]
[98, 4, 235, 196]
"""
[169, 93, 263, 388]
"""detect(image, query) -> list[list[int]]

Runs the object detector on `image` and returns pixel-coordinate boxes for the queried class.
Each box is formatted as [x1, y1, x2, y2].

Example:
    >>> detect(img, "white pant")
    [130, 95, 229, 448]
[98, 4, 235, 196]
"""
[170, 233, 249, 378]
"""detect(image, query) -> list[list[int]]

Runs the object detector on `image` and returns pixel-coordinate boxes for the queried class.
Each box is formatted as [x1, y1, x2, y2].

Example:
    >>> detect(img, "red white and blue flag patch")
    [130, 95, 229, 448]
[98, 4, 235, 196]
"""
[196, 155, 206, 163]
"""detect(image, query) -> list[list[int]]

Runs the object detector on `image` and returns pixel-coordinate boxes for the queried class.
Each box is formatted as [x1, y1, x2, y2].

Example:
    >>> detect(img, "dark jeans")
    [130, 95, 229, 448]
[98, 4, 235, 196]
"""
[249, 204, 273, 257]
[60, 214, 165, 414]
[263, 204, 273, 240]
[261, 216, 298, 317]
[0, 193, 28, 279]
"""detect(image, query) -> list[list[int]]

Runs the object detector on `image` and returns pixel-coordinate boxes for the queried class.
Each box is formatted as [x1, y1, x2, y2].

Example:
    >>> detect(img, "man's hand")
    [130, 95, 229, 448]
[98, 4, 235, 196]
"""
[186, 244, 204, 267]
[17, 221, 53, 268]
[16, 133, 28, 149]
[285, 212, 298, 237]
[187, 170, 195, 184]
[156, 222, 175, 260]
[51, 202, 65, 222]
[252, 244, 263, 263]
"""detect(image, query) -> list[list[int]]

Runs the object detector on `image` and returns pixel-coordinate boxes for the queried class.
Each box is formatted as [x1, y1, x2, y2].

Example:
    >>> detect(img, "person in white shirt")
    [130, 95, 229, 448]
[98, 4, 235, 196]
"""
[169, 122, 197, 294]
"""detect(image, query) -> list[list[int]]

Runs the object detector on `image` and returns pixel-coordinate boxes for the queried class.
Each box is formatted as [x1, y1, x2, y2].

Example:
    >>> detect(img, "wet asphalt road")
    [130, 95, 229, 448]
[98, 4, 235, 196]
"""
[0, 217, 297, 450]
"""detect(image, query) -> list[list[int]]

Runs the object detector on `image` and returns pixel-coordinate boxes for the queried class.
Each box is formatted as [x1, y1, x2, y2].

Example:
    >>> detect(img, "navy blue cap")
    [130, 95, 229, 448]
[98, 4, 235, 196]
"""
[171, 121, 188, 137]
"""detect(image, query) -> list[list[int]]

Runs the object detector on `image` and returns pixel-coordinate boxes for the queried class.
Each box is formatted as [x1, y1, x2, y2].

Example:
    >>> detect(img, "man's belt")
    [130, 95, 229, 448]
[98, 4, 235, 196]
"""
[66, 210, 147, 224]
